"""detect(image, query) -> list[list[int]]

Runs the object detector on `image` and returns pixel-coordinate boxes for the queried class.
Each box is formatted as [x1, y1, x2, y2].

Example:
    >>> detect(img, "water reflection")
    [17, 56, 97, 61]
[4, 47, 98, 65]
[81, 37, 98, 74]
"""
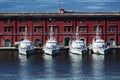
[91, 54, 105, 80]
[69, 53, 93, 79]
[0, 50, 20, 80]
[18, 54, 29, 80]
[18, 52, 45, 80]
[43, 53, 72, 79]
[43, 54, 54, 79]
[0, 49, 120, 80]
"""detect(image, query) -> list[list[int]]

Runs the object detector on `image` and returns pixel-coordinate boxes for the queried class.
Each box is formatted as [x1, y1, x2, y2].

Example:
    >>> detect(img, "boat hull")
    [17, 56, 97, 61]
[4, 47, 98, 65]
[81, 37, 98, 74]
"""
[44, 48, 59, 55]
[18, 48, 34, 56]
[69, 48, 87, 55]
[92, 48, 108, 55]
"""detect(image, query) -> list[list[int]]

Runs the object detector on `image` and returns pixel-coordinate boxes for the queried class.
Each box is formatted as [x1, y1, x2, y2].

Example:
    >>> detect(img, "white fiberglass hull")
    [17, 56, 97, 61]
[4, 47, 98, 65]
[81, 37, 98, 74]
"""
[43, 48, 59, 55]
[92, 48, 108, 55]
[69, 48, 87, 55]
[18, 48, 34, 56]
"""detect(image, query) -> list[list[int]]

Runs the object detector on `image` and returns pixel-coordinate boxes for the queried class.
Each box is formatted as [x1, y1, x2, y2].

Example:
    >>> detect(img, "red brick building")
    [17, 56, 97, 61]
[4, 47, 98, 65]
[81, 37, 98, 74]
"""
[0, 10, 120, 47]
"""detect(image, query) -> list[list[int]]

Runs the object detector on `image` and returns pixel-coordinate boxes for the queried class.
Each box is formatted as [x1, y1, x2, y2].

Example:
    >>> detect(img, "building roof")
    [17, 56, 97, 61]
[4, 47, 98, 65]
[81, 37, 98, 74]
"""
[0, 12, 120, 18]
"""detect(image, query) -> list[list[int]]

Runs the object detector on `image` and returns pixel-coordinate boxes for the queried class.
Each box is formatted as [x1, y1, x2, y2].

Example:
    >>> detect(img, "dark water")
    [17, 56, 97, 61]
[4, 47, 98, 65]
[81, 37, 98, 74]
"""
[0, 49, 120, 80]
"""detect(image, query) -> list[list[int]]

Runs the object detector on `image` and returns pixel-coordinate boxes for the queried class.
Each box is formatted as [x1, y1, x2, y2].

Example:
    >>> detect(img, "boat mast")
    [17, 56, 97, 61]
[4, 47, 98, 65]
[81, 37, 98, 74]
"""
[75, 26, 79, 40]
[24, 26, 28, 40]
[50, 26, 54, 39]
[59, 0, 61, 10]
[96, 25, 100, 39]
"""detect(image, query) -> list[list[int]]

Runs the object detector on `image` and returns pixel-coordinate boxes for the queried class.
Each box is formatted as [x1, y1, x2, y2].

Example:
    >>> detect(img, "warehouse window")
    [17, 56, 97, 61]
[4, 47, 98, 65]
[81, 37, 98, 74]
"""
[94, 26, 101, 32]
[79, 26, 87, 32]
[19, 19, 26, 23]
[34, 26, 42, 32]
[34, 19, 41, 23]
[53, 26, 57, 32]
[108, 19, 116, 23]
[4, 26, 12, 32]
[5, 39, 11, 47]
[52, 19, 56, 23]
[109, 26, 117, 32]
[94, 19, 101, 23]
[4, 19, 11, 23]
[19, 26, 25, 32]
[49, 18, 56, 23]
[49, 26, 57, 32]
[34, 39, 41, 47]
[64, 18, 71, 23]
[79, 19, 86, 23]
[64, 26, 72, 32]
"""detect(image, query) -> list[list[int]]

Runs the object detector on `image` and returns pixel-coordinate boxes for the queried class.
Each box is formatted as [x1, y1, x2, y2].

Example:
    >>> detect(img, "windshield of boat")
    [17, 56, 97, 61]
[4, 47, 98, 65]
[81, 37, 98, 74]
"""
[47, 42, 57, 44]
[96, 41, 105, 43]
[75, 41, 84, 44]
[22, 42, 31, 44]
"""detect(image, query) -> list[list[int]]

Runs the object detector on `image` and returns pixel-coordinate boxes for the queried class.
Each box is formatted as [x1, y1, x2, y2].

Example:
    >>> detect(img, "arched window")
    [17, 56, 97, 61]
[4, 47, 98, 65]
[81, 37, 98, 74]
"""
[21, 39, 24, 41]
[110, 38, 115, 46]
[5, 39, 11, 47]
[34, 39, 40, 47]
[64, 37, 70, 46]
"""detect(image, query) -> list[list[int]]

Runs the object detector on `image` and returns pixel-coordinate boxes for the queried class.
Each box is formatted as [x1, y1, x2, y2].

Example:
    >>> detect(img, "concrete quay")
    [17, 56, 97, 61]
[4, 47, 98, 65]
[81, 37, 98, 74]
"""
[0, 47, 18, 50]
[0, 46, 119, 50]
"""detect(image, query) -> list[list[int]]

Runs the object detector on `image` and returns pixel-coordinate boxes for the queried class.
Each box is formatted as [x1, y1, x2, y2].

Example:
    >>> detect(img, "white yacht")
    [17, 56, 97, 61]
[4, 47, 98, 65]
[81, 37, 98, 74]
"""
[18, 27, 34, 56]
[43, 26, 60, 55]
[91, 26, 108, 55]
[69, 26, 88, 55]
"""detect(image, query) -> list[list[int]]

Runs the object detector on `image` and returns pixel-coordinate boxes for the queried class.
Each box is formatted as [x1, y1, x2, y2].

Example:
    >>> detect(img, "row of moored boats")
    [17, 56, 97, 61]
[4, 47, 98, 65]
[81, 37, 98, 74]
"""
[16, 26, 109, 56]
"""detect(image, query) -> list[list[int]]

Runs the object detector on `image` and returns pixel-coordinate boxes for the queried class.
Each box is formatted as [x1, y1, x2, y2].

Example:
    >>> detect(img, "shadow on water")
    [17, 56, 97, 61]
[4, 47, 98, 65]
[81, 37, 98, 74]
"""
[0, 49, 120, 80]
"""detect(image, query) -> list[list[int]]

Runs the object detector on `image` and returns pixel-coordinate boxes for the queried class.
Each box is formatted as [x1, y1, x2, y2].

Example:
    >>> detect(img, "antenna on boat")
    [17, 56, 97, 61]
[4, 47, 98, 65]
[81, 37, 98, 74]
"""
[96, 25, 100, 39]
[24, 26, 28, 40]
[50, 26, 54, 39]
[59, 0, 61, 10]
[75, 26, 79, 40]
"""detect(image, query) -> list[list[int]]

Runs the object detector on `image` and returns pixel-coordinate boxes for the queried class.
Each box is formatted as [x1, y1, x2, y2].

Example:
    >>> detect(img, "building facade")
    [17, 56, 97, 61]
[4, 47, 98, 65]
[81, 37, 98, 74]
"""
[0, 10, 120, 47]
